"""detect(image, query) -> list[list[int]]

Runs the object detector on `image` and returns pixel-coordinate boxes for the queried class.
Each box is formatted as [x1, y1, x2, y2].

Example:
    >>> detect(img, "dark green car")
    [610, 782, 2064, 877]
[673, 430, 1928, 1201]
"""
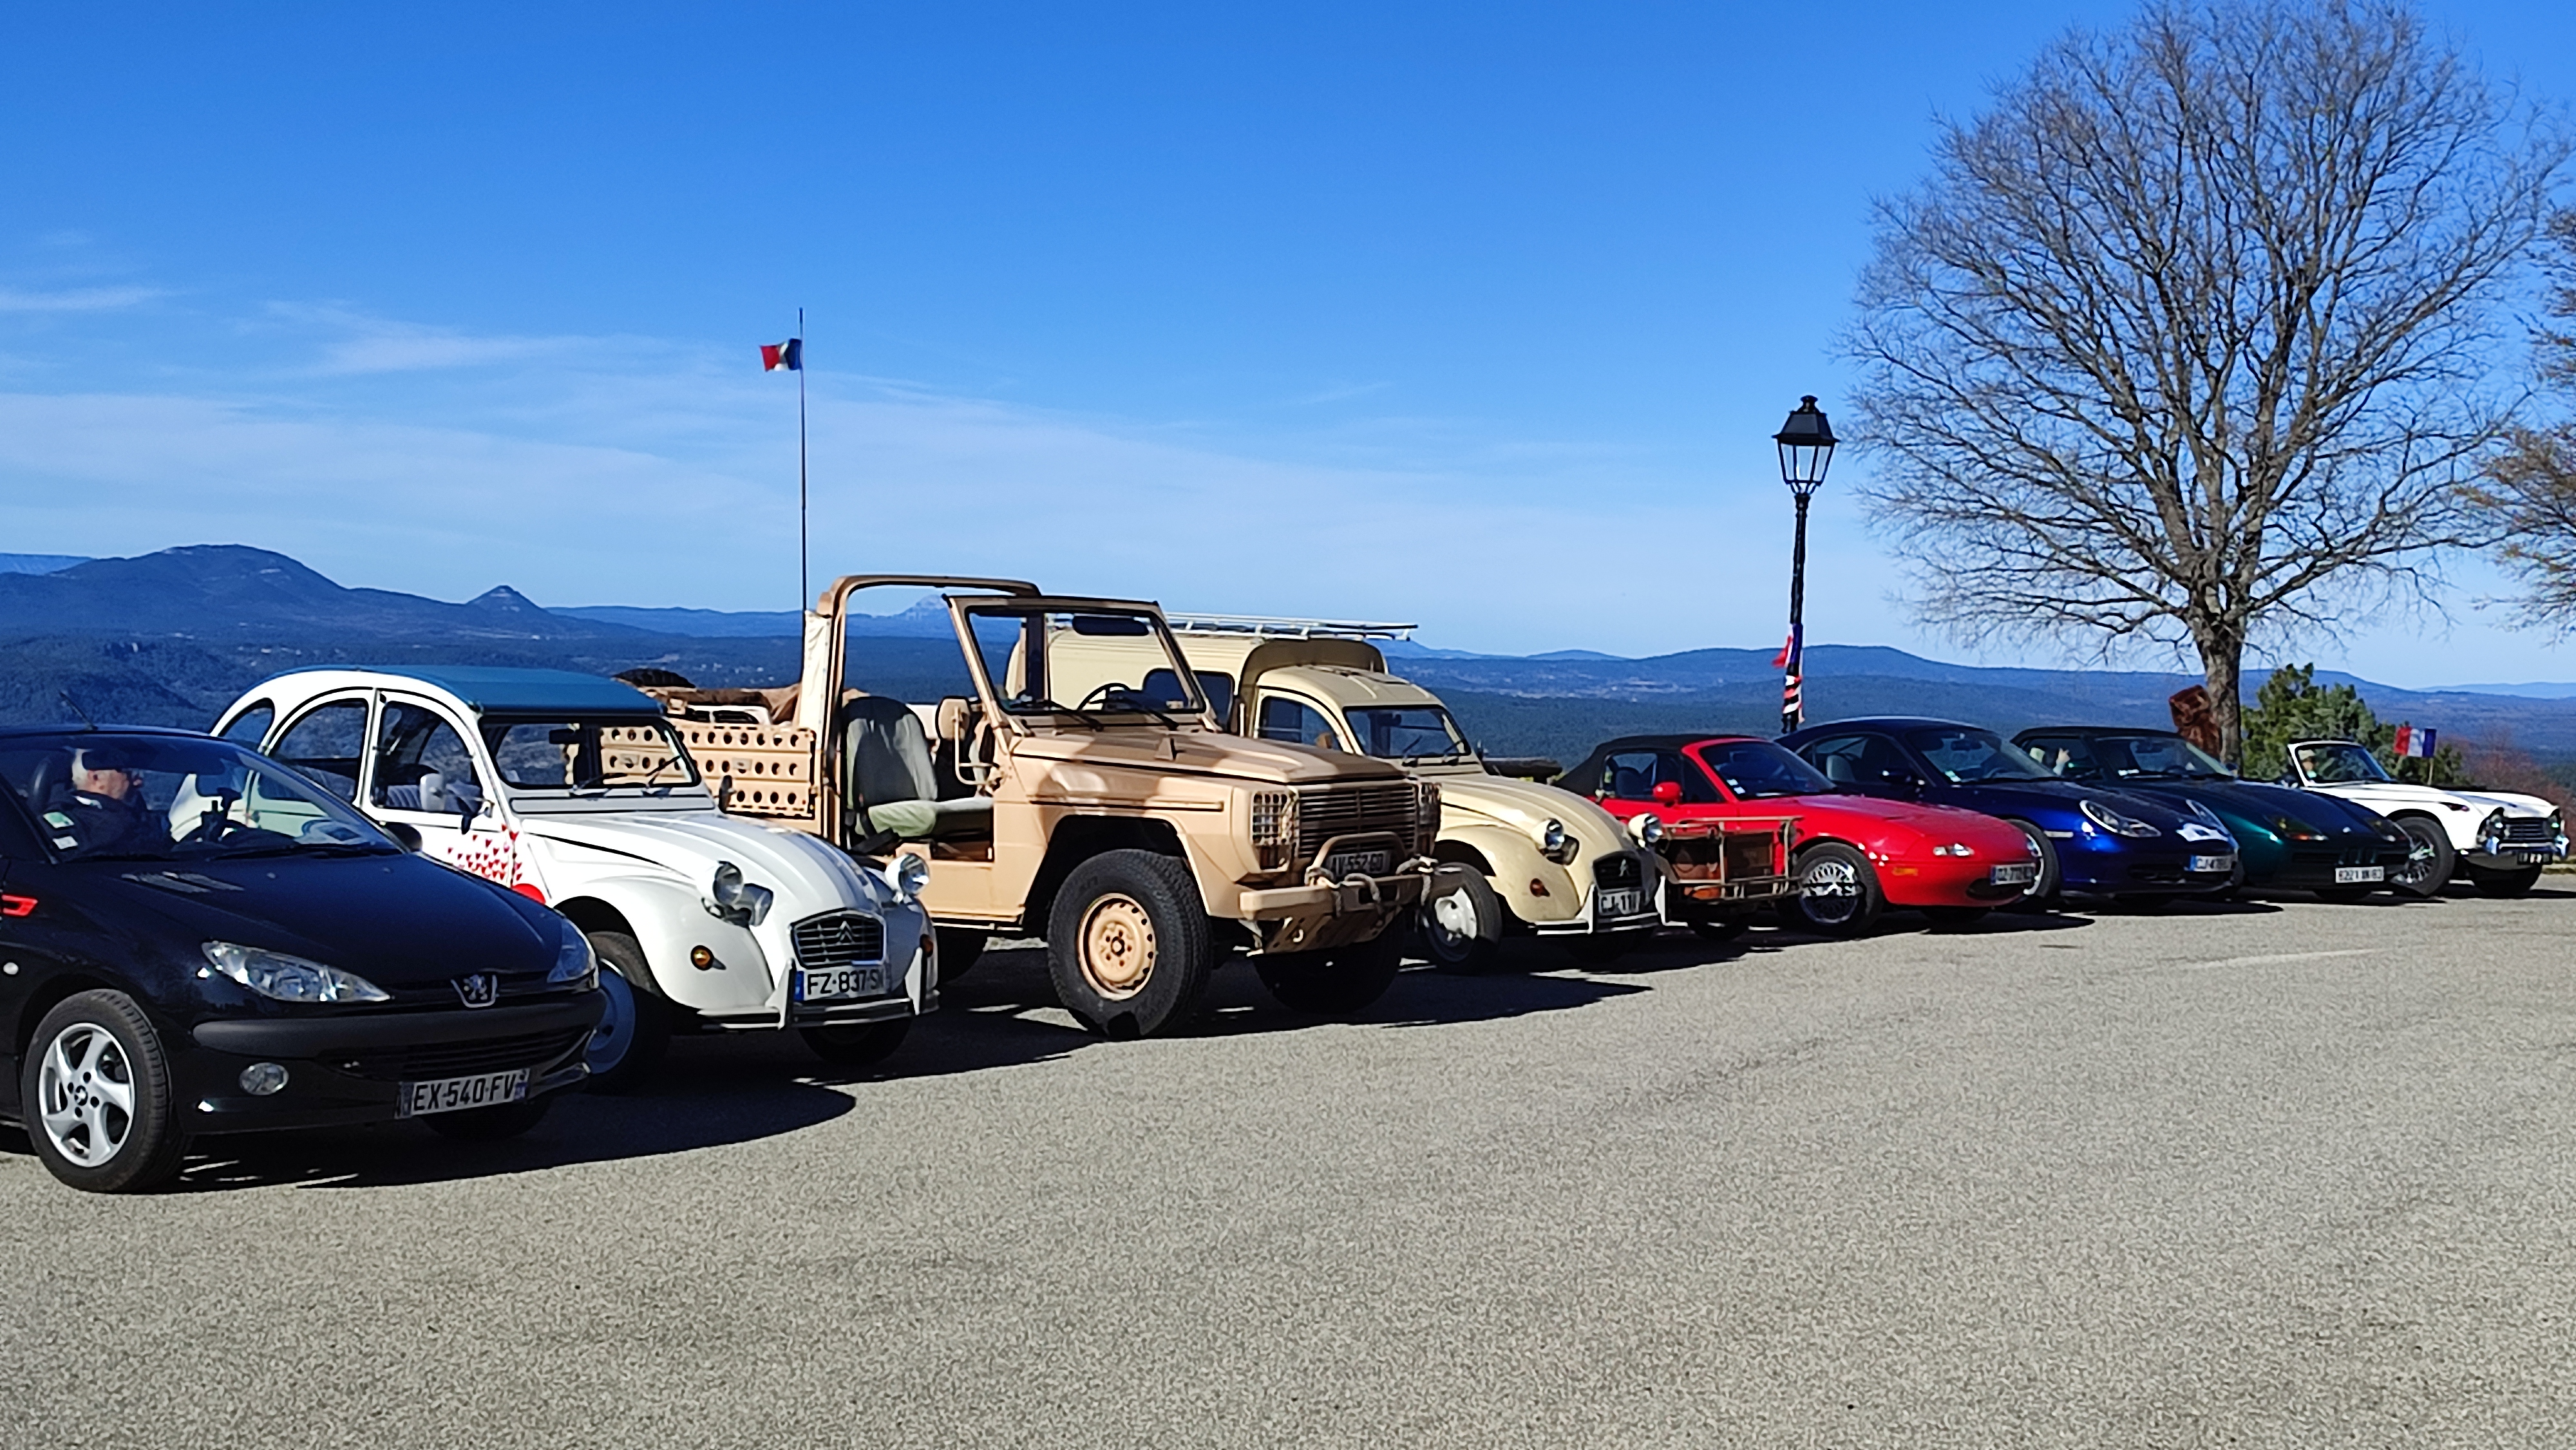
[2012, 727, 2414, 899]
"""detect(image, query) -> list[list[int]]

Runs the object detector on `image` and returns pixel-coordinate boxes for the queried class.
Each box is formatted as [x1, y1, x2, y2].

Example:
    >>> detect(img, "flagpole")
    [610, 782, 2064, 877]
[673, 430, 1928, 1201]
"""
[797, 306, 808, 616]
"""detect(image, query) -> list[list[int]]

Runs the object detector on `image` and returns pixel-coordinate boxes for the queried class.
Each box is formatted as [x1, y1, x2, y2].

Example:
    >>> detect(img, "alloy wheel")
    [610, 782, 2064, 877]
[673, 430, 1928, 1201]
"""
[37, 1022, 136, 1168]
[1800, 856, 1862, 925]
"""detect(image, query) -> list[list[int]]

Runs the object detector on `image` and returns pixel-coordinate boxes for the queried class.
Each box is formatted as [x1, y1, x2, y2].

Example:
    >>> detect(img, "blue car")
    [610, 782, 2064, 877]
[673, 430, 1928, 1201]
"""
[1777, 717, 2239, 905]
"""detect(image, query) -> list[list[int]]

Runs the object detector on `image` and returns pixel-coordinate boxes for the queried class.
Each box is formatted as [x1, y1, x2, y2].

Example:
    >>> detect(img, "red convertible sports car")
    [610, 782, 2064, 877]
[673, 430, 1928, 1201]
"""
[1561, 735, 2043, 934]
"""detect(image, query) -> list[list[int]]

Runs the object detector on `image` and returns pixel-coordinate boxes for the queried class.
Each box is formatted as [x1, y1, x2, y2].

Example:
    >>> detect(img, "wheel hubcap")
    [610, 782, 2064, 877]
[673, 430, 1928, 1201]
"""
[37, 1022, 135, 1167]
[587, 966, 636, 1071]
[1428, 885, 1479, 946]
[1801, 858, 1861, 923]
[2393, 824, 2441, 887]
[1079, 894, 1157, 1000]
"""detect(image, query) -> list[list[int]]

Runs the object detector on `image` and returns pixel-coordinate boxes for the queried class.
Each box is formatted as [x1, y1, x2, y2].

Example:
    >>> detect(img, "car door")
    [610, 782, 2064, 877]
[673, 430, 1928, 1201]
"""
[1254, 692, 1350, 755]
[1593, 747, 1723, 827]
[267, 694, 373, 805]
[366, 697, 507, 878]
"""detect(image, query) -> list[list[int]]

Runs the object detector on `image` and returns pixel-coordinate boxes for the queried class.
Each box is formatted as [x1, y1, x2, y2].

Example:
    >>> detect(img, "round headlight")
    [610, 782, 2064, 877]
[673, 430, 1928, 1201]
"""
[238, 1062, 289, 1097]
[892, 852, 932, 901]
[1629, 814, 1663, 846]
[1541, 818, 1567, 854]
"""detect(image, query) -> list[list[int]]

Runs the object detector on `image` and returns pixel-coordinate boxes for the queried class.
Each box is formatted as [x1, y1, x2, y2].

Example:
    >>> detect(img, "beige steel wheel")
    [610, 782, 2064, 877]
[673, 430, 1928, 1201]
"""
[1077, 893, 1159, 1001]
[1045, 849, 1217, 1039]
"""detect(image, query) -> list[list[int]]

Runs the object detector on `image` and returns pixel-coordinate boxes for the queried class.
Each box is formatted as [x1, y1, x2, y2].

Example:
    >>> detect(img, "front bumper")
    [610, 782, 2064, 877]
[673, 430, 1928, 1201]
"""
[1875, 856, 2039, 907]
[180, 992, 603, 1135]
[1239, 831, 1431, 954]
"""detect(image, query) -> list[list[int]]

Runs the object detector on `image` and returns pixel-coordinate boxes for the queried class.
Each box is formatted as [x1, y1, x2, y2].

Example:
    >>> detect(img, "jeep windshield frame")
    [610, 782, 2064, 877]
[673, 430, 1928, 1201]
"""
[952, 596, 1219, 731]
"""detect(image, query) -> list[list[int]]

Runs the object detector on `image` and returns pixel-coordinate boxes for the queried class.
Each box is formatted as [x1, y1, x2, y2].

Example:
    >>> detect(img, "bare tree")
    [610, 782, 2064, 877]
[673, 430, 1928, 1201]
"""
[1848, 0, 2565, 760]
[2467, 211, 2576, 623]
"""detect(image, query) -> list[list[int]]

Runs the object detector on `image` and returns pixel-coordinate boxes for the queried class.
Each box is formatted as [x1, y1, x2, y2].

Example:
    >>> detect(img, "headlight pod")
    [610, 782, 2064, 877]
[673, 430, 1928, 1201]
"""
[201, 941, 390, 1004]
[549, 923, 597, 988]
[1539, 817, 1577, 864]
[705, 860, 775, 927]
[2078, 798, 2161, 838]
[1628, 814, 1664, 846]
[889, 852, 931, 903]
[1930, 842, 1975, 857]
[2268, 814, 2322, 843]
[2479, 809, 2508, 852]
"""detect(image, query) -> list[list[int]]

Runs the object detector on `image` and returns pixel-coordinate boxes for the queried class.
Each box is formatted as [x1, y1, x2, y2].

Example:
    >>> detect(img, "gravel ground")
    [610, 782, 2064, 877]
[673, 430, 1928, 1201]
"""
[5, 887, 2575, 1449]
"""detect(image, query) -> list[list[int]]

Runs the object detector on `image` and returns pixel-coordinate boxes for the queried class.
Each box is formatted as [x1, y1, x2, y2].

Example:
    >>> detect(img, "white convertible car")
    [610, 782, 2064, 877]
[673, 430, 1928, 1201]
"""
[2281, 739, 2566, 898]
[214, 666, 933, 1087]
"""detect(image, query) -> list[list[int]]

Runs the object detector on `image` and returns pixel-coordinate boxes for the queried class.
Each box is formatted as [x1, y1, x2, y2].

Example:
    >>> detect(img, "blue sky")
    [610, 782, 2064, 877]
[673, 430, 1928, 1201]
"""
[4, 1, 2574, 686]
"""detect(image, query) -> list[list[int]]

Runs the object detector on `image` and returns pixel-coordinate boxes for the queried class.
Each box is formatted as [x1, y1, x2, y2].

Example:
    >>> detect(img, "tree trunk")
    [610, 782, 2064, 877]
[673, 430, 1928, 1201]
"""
[2193, 629, 2247, 769]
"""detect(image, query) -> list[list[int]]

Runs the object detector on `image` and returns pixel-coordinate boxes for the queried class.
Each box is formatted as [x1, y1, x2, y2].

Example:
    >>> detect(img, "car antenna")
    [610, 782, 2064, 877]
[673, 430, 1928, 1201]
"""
[58, 690, 99, 731]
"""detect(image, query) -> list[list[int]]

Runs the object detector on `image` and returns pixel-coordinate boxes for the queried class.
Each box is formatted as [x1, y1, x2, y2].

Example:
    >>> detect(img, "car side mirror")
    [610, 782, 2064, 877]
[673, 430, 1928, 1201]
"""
[1651, 781, 1683, 807]
[384, 822, 424, 852]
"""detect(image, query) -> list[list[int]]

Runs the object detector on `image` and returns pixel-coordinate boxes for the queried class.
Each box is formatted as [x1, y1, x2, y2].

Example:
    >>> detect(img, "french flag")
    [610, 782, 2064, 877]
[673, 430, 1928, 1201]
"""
[2393, 724, 2438, 758]
[1771, 625, 1800, 671]
[760, 337, 803, 372]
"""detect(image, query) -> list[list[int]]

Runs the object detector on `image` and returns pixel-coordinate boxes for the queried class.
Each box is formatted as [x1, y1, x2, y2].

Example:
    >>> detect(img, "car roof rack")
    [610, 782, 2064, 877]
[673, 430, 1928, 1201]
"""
[1162, 612, 1416, 641]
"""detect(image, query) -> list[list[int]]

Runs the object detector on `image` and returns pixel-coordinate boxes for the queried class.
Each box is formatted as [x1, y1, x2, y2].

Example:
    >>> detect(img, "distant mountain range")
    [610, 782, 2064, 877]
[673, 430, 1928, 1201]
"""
[5, 546, 2576, 771]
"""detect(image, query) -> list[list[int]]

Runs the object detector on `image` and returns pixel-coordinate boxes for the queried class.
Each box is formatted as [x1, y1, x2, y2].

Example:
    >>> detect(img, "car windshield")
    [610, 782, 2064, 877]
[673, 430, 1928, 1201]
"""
[1907, 727, 2057, 784]
[1698, 740, 1833, 799]
[2293, 741, 2392, 784]
[485, 716, 700, 791]
[2093, 734, 2235, 780]
[0, 733, 395, 862]
[980, 606, 1209, 720]
[1346, 706, 1473, 762]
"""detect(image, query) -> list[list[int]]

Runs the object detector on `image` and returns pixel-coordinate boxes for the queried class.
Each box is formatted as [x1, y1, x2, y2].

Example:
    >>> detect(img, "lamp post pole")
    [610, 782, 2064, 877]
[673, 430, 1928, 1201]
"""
[1773, 395, 1838, 735]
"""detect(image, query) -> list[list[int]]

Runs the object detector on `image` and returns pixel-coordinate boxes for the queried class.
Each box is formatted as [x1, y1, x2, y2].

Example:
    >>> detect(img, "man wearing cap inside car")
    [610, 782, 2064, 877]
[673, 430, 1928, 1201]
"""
[39, 742, 153, 854]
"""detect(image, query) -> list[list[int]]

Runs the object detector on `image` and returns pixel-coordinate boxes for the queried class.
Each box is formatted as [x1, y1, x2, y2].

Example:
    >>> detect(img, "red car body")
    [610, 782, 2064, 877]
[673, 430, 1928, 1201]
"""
[1562, 735, 2039, 911]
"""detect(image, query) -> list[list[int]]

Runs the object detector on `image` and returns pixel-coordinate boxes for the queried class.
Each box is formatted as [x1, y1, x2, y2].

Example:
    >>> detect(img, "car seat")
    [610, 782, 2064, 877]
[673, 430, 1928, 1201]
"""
[1821, 754, 1861, 785]
[838, 693, 992, 841]
[1611, 764, 1651, 799]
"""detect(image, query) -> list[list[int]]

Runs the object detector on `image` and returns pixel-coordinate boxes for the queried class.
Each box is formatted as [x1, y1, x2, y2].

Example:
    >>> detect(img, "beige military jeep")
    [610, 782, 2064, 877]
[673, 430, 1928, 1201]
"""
[1046, 616, 1665, 969]
[635, 577, 1434, 1038]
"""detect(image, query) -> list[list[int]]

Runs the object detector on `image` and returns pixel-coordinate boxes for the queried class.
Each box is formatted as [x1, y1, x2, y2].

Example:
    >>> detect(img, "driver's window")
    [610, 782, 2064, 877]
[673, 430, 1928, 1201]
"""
[1258, 695, 1343, 753]
[272, 698, 370, 804]
[372, 701, 488, 817]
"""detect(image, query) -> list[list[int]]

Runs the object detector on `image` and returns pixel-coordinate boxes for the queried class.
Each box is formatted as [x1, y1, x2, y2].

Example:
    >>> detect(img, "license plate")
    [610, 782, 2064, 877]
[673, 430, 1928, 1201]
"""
[2188, 854, 2236, 874]
[1324, 849, 1392, 879]
[1991, 863, 2038, 887]
[795, 965, 889, 1002]
[397, 1068, 528, 1118]
[2333, 865, 2384, 884]
[2526, 852, 2556, 867]
[1596, 888, 1644, 919]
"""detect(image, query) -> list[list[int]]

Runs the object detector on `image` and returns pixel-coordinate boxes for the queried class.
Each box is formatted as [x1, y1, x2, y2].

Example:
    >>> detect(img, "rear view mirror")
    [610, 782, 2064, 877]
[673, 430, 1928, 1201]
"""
[1652, 781, 1683, 806]
[384, 822, 424, 852]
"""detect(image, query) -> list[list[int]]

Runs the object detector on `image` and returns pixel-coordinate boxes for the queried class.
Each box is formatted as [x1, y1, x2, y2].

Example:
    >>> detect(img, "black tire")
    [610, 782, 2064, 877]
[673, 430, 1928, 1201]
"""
[1416, 864, 1505, 972]
[800, 1018, 911, 1068]
[1783, 842, 1886, 936]
[2387, 816, 2454, 898]
[1046, 850, 1217, 1039]
[1686, 913, 1748, 942]
[2467, 864, 2544, 899]
[1920, 905, 1990, 929]
[2001, 818, 2061, 910]
[581, 931, 670, 1093]
[424, 1095, 553, 1141]
[1256, 930, 1402, 1015]
[19, 990, 186, 1194]
[934, 927, 989, 983]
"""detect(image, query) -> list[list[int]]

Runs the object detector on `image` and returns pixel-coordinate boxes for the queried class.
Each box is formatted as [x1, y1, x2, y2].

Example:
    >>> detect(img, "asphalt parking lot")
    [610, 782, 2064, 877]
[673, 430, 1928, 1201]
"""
[7, 888, 2575, 1449]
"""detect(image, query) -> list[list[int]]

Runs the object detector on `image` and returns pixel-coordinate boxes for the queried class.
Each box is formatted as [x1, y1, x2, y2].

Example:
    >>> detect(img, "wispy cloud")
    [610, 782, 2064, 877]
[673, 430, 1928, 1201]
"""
[0, 285, 164, 313]
[265, 303, 589, 375]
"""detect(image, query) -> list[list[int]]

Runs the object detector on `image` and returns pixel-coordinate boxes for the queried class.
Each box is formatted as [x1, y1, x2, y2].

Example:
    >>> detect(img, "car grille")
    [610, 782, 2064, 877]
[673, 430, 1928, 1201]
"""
[2499, 818, 2559, 847]
[1295, 783, 1417, 858]
[1593, 854, 1642, 890]
[793, 910, 887, 969]
[330, 1028, 590, 1082]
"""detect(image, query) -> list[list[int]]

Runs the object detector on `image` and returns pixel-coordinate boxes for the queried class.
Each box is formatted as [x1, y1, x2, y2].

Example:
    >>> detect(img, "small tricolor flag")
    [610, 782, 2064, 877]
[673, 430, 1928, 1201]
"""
[1771, 625, 1801, 670]
[2393, 724, 2438, 758]
[760, 337, 803, 372]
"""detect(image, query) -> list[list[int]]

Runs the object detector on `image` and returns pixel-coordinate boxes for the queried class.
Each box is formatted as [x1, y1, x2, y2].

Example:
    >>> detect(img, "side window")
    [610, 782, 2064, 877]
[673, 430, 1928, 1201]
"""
[1257, 695, 1343, 753]
[220, 701, 275, 748]
[1800, 734, 1875, 787]
[271, 698, 370, 804]
[1602, 749, 1663, 801]
[372, 701, 488, 815]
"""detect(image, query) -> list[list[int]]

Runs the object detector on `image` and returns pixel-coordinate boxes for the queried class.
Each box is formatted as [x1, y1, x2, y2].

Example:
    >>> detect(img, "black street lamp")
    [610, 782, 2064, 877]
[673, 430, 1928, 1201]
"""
[1774, 395, 1837, 733]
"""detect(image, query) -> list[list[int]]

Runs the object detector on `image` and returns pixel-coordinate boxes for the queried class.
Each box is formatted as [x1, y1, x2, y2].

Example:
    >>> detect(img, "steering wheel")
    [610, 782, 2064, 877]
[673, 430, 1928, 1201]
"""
[177, 791, 251, 846]
[1077, 683, 1140, 711]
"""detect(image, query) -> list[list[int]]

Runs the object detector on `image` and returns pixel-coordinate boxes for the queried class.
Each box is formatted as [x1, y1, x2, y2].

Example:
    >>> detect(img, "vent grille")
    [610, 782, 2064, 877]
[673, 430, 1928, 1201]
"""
[1593, 853, 1642, 890]
[793, 910, 887, 969]
[1294, 783, 1417, 858]
[331, 1028, 588, 1083]
[2499, 818, 2559, 846]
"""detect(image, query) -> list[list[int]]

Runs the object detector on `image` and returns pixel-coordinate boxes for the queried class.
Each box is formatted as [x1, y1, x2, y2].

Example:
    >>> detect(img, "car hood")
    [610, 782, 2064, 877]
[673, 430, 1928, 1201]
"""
[1442, 775, 1637, 857]
[2307, 778, 2556, 818]
[86, 852, 557, 989]
[1935, 778, 2195, 824]
[2127, 778, 2380, 833]
[1011, 728, 1414, 788]
[1762, 792, 2029, 848]
[520, 808, 887, 912]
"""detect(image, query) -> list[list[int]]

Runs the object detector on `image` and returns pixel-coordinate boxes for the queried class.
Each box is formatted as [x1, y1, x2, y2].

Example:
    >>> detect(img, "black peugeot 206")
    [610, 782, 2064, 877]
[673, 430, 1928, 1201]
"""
[0, 726, 605, 1193]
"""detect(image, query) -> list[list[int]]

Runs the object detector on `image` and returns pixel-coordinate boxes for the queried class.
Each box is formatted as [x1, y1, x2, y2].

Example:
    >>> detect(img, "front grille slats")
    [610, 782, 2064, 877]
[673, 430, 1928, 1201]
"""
[1593, 854, 1642, 890]
[793, 910, 887, 969]
[1294, 784, 1417, 858]
[332, 1028, 589, 1082]
[2499, 818, 2557, 846]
